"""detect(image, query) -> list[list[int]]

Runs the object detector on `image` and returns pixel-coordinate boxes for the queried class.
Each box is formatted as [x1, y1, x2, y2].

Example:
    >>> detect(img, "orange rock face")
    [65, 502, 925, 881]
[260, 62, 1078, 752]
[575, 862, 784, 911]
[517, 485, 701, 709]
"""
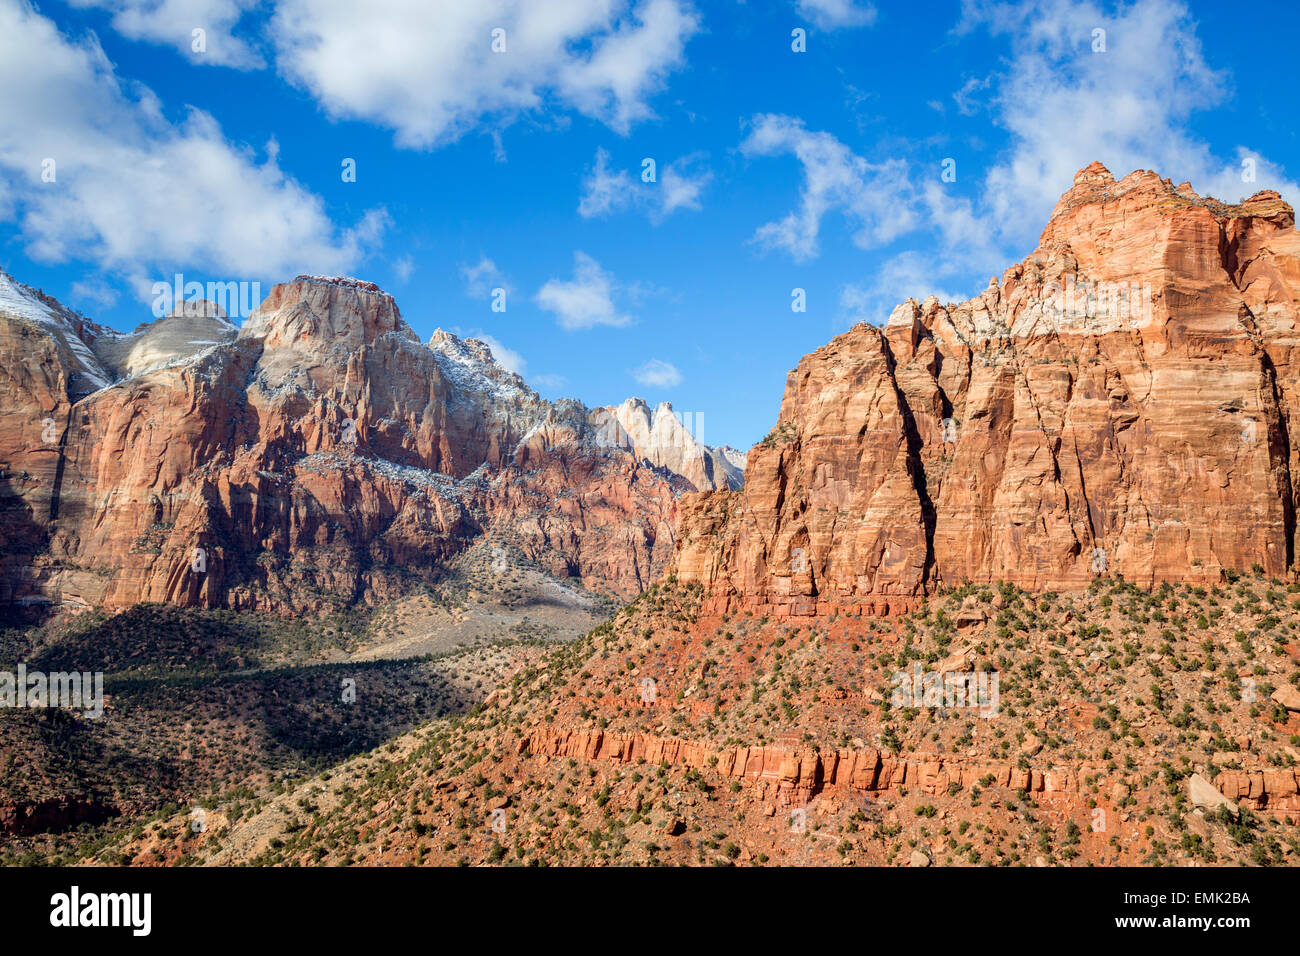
[674, 163, 1300, 613]
[522, 726, 1086, 807]
[1, 275, 683, 614]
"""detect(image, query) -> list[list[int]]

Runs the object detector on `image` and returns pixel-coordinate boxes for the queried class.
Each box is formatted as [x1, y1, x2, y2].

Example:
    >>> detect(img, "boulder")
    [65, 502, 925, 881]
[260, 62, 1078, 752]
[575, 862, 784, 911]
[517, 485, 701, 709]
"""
[1188, 774, 1239, 818]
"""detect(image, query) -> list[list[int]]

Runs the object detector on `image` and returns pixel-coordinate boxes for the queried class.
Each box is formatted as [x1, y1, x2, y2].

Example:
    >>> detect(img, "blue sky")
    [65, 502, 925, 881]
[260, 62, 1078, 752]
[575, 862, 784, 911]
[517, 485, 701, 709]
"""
[1, 0, 1297, 449]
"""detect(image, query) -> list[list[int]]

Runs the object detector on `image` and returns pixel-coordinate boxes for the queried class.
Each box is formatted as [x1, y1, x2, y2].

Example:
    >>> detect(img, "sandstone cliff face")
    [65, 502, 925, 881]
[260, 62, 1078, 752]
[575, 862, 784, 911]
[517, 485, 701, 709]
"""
[673, 164, 1300, 614]
[591, 397, 744, 492]
[1, 274, 684, 613]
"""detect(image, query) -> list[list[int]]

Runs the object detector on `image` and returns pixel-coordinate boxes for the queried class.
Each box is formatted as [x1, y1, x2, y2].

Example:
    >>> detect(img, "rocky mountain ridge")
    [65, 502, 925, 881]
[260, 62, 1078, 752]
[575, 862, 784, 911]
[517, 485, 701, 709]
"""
[592, 396, 745, 492]
[0, 272, 697, 614]
[673, 163, 1300, 616]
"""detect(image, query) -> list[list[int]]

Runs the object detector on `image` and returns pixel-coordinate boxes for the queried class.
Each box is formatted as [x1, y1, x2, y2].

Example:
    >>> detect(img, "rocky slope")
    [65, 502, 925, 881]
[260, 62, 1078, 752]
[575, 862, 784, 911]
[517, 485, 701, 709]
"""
[0, 273, 691, 615]
[91, 299, 238, 380]
[591, 397, 745, 491]
[674, 163, 1300, 616]
[93, 573, 1300, 866]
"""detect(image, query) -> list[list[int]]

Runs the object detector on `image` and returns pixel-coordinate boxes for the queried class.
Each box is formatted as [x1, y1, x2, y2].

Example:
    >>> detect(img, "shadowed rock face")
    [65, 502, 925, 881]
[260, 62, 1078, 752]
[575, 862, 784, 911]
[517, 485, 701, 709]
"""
[673, 163, 1300, 616]
[1, 274, 684, 614]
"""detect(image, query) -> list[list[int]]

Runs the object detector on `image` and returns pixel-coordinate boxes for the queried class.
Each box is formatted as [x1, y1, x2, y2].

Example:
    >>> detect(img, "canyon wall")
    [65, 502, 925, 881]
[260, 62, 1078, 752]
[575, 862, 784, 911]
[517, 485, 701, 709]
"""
[673, 163, 1300, 614]
[1, 275, 684, 613]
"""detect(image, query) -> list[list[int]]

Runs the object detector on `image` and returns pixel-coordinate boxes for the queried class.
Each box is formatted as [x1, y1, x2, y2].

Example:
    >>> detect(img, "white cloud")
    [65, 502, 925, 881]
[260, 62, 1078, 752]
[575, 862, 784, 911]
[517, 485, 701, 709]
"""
[632, 358, 681, 387]
[952, 75, 990, 116]
[840, 251, 975, 329]
[461, 256, 508, 298]
[658, 153, 711, 217]
[577, 148, 631, 218]
[271, 0, 701, 149]
[535, 252, 633, 330]
[468, 330, 527, 376]
[834, 180, 999, 327]
[740, 113, 916, 261]
[0, 0, 381, 286]
[447, 325, 528, 376]
[530, 372, 567, 390]
[577, 148, 632, 218]
[69, 276, 121, 310]
[392, 255, 414, 282]
[68, 0, 265, 68]
[578, 147, 710, 221]
[758, 0, 1299, 327]
[960, 0, 1298, 251]
[796, 0, 877, 29]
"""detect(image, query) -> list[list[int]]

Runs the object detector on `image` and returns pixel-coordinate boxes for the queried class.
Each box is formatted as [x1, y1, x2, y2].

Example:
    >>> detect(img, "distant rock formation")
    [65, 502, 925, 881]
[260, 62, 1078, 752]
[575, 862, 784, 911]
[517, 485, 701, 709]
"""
[591, 397, 745, 492]
[0, 273, 695, 613]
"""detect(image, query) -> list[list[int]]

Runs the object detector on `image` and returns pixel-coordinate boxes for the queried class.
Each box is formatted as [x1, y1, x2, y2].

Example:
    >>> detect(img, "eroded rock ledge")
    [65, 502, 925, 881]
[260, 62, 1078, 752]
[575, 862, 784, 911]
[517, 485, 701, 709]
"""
[521, 725, 1300, 816]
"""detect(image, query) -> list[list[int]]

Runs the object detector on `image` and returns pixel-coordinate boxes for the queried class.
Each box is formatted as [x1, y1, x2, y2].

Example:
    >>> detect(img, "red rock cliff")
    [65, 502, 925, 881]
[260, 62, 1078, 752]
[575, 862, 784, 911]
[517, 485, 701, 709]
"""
[1, 275, 683, 613]
[673, 163, 1300, 614]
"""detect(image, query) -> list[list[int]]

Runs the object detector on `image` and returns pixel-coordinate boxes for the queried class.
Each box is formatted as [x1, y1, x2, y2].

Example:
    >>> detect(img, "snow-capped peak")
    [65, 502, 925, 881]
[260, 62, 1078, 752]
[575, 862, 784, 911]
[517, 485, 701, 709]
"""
[0, 269, 111, 394]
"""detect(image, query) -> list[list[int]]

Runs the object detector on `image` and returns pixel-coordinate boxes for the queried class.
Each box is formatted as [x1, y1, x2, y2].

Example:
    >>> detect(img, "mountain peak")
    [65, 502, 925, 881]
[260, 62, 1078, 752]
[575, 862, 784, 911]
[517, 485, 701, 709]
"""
[427, 328, 534, 401]
[1074, 160, 1114, 185]
[595, 397, 744, 491]
[675, 162, 1300, 617]
[168, 298, 229, 321]
[0, 268, 111, 396]
[1041, 163, 1296, 259]
[291, 275, 390, 296]
[242, 274, 416, 355]
[429, 328, 495, 365]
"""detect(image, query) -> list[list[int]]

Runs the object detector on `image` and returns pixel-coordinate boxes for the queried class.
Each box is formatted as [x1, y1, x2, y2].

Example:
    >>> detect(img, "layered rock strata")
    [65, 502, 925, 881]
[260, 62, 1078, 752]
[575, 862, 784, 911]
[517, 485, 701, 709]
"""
[673, 164, 1300, 614]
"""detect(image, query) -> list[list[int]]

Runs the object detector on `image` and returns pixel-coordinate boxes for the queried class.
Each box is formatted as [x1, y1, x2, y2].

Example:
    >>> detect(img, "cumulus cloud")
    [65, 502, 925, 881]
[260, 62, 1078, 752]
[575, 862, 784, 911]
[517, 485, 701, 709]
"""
[535, 252, 633, 330]
[271, 0, 701, 148]
[392, 254, 414, 282]
[530, 372, 567, 390]
[839, 250, 972, 330]
[577, 148, 631, 218]
[0, 0, 380, 288]
[461, 256, 509, 298]
[632, 358, 681, 387]
[796, 0, 877, 29]
[740, 113, 916, 261]
[658, 154, 712, 217]
[69, 276, 121, 310]
[577, 147, 711, 221]
[68, 0, 265, 68]
[960, 0, 1298, 250]
[478, 334, 525, 375]
[753, 0, 1298, 328]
